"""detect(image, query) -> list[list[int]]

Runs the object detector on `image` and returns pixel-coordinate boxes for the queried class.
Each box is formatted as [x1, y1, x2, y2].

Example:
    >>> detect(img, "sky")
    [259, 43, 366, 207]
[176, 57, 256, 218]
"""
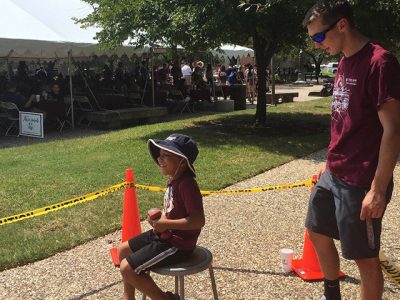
[0, 0, 98, 42]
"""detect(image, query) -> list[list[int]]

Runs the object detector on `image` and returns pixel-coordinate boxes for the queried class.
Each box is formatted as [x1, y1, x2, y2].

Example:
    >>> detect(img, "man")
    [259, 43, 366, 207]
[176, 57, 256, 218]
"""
[302, 1, 400, 300]
[2, 82, 34, 114]
[181, 62, 192, 87]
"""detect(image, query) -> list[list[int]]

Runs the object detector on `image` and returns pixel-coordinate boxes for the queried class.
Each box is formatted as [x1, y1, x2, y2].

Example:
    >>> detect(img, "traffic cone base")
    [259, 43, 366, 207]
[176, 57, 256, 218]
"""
[292, 259, 345, 281]
[110, 247, 120, 267]
[292, 229, 345, 281]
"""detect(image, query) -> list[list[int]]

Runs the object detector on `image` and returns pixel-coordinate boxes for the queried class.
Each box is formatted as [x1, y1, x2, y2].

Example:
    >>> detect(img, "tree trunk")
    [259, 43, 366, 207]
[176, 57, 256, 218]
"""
[253, 33, 276, 126]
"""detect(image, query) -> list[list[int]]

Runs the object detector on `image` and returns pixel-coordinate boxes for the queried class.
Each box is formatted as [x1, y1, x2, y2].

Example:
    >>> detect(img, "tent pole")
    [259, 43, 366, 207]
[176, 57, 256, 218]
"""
[210, 53, 216, 101]
[68, 50, 75, 128]
[150, 46, 155, 108]
[271, 55, 275, 106]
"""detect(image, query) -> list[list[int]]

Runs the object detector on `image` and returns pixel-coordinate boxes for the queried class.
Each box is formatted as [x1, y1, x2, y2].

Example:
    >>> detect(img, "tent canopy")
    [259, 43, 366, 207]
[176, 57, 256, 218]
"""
[212, 44, 254, 58]
[0, 0, 146, 60]
[0, 38, 148, 60]
[0, 1, 253, 61]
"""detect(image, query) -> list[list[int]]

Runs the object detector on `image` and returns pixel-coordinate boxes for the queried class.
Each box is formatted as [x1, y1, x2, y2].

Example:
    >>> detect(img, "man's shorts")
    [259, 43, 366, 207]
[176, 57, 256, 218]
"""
[125, 230, 193, 274]
[305, 170, 393, 260]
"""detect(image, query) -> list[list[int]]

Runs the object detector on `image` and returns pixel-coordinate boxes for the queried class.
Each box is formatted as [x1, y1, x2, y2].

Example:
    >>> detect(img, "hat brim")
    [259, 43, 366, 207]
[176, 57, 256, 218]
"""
[148, 139, 196, 176]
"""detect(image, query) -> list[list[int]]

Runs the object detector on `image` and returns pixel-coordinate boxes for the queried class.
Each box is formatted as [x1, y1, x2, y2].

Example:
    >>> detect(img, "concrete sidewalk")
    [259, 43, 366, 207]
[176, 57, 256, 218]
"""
[1, 150, 399, 300]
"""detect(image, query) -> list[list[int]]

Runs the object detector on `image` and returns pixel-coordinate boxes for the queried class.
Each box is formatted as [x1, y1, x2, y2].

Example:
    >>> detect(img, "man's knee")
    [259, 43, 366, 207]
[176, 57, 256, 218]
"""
[308, 230, 333, 246]
[355, 257, 380, 271]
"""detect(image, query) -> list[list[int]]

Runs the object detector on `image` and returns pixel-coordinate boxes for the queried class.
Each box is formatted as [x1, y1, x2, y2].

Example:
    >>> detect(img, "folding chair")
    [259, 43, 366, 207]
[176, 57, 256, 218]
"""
[168, 89, 193, 114]
[57, 97, 76, 132]
[0, 101, 20, 137]
[213, 85, 225, 100]
[74, 96, 95, 126]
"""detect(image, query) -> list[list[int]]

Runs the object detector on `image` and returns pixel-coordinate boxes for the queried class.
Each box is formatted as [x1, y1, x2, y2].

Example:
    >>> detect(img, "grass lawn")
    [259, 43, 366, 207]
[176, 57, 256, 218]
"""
[0, 98, 331, 270]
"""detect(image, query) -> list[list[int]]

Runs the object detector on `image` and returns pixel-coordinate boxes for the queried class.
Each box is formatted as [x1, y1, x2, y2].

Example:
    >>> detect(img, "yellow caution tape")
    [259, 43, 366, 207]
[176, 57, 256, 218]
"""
[0, 178, 315, 226]
[0, 182, 129, 226]
[379, 251, 400, 287]
[135, 178, 314, 195]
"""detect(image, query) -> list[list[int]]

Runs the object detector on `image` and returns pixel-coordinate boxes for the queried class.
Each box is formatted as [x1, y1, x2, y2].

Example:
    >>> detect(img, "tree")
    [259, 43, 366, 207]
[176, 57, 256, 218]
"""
[77, 0, 315, 125]
[77, 0, 400, 125]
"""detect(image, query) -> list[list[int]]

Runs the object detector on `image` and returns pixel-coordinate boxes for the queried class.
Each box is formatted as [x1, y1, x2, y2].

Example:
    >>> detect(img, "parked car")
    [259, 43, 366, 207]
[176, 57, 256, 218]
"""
[327, 62, 338, 73]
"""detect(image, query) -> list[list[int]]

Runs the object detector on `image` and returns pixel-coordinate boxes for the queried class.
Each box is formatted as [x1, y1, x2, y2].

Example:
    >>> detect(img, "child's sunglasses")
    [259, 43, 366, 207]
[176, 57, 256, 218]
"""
[310, 19, 340, 43]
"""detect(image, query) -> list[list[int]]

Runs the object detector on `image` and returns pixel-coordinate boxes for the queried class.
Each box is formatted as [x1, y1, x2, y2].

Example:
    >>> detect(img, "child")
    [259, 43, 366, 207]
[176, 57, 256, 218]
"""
[118, 133, 205, 300]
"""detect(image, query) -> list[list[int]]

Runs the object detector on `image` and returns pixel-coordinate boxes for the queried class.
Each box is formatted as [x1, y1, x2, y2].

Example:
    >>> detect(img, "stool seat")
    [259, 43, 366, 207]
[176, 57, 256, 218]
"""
[151, 246, 212, 276]
[142, 246, 219, 300]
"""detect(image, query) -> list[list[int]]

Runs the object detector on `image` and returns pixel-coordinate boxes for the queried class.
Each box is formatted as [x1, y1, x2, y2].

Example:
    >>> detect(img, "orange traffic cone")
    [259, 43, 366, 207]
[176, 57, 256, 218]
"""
[110, 168, 142, 267]
[292, 229, 345, 281]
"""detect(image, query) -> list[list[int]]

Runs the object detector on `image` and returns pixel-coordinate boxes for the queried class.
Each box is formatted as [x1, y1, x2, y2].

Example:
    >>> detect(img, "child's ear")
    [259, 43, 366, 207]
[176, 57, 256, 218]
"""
[181, 159, 189, 168]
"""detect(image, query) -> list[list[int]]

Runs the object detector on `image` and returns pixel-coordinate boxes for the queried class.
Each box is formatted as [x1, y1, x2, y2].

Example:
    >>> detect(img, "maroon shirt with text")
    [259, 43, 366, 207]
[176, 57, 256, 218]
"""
[163, 172, 204, 251]
[327, 42, 400, 188]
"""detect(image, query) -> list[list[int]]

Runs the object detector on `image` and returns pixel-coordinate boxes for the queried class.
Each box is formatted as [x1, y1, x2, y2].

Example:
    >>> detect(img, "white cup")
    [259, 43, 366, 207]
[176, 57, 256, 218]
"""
[35, 95, 41, 102]
[279, 248, 293, 274]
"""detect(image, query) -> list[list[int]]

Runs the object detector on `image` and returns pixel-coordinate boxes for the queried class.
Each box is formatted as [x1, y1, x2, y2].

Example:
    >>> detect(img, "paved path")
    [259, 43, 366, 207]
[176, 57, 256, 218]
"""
[1, 150, 399, 300]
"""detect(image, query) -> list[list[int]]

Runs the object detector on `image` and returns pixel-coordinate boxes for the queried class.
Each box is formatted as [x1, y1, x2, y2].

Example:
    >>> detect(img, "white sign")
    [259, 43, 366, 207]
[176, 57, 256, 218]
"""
[19, 112, 44, 138]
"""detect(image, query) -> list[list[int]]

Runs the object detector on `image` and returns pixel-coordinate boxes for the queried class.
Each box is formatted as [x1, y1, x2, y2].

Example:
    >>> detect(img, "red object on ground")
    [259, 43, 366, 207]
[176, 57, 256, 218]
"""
[110, 168, 142, 267]
[292, 229, 345, 281]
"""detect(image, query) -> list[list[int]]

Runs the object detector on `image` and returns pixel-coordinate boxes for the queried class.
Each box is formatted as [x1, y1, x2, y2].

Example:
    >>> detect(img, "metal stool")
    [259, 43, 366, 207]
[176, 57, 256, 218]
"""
[142, 246, 219, 300]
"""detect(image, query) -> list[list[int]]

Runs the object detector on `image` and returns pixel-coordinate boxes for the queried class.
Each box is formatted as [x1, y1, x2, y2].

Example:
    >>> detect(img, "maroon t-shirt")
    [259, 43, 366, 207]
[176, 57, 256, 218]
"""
[327, 42, 400, 188]
[163, 172, 204, 250]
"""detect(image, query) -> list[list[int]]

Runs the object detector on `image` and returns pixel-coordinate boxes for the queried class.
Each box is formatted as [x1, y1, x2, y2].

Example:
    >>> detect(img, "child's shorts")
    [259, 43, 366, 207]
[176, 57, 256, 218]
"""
[126, 230, 193, 274]
[305, 170, 393, 260]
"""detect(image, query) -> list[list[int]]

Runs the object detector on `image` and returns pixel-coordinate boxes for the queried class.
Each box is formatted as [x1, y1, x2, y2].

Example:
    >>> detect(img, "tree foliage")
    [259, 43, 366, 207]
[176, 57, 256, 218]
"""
[77, 0, 400, 125]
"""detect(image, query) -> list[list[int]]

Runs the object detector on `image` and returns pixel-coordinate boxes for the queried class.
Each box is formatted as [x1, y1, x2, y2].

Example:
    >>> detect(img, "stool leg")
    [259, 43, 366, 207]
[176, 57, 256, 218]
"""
[209, 266, 219, 300]
[179, 276, 185, 299]
[175, 276, 179, 294]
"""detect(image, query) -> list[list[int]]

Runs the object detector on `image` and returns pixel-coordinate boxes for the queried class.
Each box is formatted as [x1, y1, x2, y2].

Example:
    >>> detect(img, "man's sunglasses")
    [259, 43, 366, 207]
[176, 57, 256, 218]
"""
[310, 19, 340, 43]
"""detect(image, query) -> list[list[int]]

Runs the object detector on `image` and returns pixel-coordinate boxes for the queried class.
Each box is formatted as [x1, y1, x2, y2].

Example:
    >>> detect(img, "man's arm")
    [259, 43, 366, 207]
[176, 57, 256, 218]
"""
[360, 99, 400, 220]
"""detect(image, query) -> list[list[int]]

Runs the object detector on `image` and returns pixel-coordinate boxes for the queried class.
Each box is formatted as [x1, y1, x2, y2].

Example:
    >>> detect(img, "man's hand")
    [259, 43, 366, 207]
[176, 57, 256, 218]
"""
[360, 190, 386, 220]
[152, 213, 169, 233]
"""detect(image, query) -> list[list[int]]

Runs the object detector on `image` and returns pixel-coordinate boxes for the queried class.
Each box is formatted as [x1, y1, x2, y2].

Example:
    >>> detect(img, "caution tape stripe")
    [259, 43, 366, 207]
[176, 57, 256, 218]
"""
[0, 178, 315, 226]
[379, 251, 400, 287]
[0, 182, 128, 226]
[135, 179, 313, 195]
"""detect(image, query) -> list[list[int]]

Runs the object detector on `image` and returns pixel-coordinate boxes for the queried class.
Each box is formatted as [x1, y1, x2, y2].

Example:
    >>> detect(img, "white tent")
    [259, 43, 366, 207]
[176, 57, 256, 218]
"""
[0, 0, 146, 59]
[211, 44, 254, 65]
[0, 0, 150, 128]
[0, 37, 147, 60]
[1, 0, 97, 43]
[213, 44, 254, 57]
[0, 0, 254, 127]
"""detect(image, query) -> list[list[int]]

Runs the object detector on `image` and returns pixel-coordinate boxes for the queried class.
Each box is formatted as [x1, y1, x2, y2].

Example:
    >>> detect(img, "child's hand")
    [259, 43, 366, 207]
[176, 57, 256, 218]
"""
[146, 216, 156, 228]
[152, 213, 169, 233]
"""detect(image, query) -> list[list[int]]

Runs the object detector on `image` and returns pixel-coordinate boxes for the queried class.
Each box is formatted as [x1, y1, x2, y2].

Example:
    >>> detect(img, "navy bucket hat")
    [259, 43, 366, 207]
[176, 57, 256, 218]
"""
[148, 133, 199, 176]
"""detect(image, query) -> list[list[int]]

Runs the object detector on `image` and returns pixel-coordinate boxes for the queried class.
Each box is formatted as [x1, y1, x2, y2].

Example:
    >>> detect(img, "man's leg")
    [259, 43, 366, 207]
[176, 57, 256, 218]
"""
[308, 231, 340, 280]
[309, 230, 341, 300]
[355, 257, 383, 300]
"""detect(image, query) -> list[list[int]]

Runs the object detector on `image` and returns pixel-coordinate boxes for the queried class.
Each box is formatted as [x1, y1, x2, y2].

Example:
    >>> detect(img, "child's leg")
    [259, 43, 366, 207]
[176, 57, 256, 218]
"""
[118, 230, 178, 300]
[120, 259, 168, 300]
[118, 241, 135, 299]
